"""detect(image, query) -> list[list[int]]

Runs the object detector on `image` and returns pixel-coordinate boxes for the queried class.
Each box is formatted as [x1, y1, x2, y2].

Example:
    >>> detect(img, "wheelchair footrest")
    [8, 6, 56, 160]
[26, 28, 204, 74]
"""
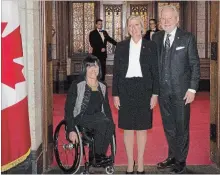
[90, 159, 113, 168]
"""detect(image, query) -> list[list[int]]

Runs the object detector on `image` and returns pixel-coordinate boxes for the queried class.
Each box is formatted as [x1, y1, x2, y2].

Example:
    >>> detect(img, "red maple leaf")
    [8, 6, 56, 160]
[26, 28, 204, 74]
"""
[1, 22, 25, 89]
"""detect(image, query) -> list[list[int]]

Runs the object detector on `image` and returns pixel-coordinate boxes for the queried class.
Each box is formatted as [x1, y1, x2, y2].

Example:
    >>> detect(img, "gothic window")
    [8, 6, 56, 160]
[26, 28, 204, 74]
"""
[72, 2, 95, 53]
[130, 5, 148, 31]
[104, 5, 122, 54]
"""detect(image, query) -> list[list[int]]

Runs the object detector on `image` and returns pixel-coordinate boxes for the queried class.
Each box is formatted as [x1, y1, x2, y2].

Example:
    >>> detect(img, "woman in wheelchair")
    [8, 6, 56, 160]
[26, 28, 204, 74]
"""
[64, 56, 115, 166]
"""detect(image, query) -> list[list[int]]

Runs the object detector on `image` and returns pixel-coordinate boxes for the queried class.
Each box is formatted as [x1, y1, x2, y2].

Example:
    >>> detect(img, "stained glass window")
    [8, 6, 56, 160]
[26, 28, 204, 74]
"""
[72, 2, 95, 53]
[130, 5, 148, 32]
[104, 5, 122, 54]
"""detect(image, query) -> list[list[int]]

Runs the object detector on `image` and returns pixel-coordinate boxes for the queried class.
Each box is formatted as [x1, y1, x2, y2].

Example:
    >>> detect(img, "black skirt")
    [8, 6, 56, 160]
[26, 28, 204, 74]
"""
[118, 77, 153, 130]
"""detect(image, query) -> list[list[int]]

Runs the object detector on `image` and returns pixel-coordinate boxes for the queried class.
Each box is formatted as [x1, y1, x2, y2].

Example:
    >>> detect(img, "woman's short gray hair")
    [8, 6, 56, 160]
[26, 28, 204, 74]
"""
[160, 5, 179, 18]
[125, 15, 145, 38]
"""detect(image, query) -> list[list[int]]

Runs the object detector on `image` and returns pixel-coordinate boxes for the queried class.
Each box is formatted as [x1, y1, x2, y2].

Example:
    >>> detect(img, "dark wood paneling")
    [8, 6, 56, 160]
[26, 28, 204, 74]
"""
[205, 1, 209, 58]
[182, 1, 197, 36]
[70, 54, 85, 75]
[179, 2, 210, 80]
[210, 1, 220, 167]
[56, 2, 68, 93]
[200, 58, 210, 80]
[42, 1, 53, 171]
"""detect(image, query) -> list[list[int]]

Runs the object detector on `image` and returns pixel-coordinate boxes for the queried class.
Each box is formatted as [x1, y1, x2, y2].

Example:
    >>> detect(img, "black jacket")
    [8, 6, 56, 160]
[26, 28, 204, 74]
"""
[112, 38, 159, 96]
[152, 28, 200, 96]
[89, 29, 117, 59]
[144, 28, 160, 40]
[64, 80, 113, 133]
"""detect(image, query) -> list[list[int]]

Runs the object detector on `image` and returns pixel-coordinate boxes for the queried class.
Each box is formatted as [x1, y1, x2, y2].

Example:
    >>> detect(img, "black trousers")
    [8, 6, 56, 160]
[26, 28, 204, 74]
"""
[158, 94, 190, 163]
[77, 112, 115, 155]
[98, 57, 106, 81]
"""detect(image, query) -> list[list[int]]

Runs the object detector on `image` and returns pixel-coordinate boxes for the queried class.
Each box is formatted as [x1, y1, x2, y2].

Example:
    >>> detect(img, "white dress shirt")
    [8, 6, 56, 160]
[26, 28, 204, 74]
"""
[97, 29, 104, 42]
[126, 38, 143, 78]
[150, 28, 157, 40]
[163, 27, 196, 94]
[163, 27, 177, 47]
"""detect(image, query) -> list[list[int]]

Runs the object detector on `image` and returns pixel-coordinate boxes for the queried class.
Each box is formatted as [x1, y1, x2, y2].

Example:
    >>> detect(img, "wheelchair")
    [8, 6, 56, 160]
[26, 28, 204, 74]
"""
[53, 119, 116, 174]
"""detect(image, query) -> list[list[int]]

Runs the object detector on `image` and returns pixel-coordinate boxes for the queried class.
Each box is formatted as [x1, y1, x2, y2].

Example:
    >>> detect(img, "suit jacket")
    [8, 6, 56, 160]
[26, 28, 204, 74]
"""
[112, 38, 159, 96]
[89, 29, 117, 59]
[152, 28, 200, 96]
[144, 28, 160, 40]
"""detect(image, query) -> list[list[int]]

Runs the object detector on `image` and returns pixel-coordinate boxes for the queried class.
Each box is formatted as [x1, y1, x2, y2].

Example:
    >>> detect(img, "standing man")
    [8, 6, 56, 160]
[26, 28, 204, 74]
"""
[89, 19, 117, 81]
[152, 5, 200, 174]
[144, 19, 160, 40]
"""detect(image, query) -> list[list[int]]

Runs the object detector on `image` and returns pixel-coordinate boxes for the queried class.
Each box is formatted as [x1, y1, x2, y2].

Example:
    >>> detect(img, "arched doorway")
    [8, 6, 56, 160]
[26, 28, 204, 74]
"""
[41, 1, 220, 172]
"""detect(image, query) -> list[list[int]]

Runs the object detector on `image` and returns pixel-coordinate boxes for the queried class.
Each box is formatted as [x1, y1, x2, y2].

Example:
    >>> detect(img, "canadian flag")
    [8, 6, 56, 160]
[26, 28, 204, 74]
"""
[1, 0, 31, 172]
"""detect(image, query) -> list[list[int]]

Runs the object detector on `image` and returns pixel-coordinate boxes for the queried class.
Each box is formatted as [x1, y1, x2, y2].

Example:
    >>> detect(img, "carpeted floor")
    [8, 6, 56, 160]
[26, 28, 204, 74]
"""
[52, 90, 212, 167]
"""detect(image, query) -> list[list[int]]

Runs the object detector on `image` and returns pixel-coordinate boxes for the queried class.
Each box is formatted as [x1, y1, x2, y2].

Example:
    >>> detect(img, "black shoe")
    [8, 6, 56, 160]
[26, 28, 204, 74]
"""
[95, 154, 112, 165]
[126, 171, 134, 174]
[170, 162, 186, 174]
[137, 170, 145, 174]
[157, 157, 175, 169]
[126, 161, 135, 174]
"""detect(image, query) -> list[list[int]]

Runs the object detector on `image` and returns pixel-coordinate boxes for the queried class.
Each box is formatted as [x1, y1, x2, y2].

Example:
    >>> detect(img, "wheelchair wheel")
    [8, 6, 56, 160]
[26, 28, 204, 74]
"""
[108, 134, 116, 162]
[105, 166, 115, 174]
[54, 120, 83, 173]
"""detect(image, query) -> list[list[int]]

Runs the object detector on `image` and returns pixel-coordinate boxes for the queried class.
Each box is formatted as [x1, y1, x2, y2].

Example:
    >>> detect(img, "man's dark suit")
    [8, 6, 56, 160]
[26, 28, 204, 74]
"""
[89, 29, 117, 81]
[144, 28, 160, 40]
[152, 28, 200, 164]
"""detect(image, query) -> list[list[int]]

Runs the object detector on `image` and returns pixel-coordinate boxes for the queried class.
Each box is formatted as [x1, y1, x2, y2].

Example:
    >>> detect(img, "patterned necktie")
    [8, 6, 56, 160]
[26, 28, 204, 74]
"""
[165, 33, 171, 50]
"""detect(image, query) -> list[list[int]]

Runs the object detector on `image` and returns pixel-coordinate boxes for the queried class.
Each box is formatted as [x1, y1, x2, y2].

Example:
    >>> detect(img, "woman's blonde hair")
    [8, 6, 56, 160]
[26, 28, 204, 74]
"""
[125, 15, 145, 38]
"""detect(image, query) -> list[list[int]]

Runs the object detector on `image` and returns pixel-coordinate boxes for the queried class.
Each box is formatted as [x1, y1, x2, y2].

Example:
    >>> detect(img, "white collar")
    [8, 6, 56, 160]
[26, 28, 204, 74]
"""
[130, 37, 142, 46]
[165, 27, 177, 37]
[97, 28, 102, 32]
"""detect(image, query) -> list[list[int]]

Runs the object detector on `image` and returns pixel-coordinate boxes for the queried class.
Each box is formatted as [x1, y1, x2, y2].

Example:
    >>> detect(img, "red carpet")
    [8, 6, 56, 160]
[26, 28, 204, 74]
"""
[52, 90, 212, 166]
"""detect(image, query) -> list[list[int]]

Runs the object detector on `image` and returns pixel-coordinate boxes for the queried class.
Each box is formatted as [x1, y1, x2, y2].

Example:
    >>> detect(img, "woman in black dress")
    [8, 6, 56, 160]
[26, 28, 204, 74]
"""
[112, 15, 159, 173]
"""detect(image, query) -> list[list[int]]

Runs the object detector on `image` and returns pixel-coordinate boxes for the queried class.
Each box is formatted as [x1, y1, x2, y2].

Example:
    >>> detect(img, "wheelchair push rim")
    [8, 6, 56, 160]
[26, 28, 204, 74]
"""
[106, 133, 116, 163]
[53, 120, 83, 173]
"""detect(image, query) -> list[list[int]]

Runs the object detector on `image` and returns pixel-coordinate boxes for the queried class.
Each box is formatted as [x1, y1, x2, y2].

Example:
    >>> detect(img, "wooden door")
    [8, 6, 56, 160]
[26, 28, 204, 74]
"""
[210, 1, 220, 167]
[41, 1, 53, 171]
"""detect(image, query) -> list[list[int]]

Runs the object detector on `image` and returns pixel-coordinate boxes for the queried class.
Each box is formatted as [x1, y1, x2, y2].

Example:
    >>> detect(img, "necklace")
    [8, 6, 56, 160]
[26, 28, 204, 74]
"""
[87, 82, 98, 91]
